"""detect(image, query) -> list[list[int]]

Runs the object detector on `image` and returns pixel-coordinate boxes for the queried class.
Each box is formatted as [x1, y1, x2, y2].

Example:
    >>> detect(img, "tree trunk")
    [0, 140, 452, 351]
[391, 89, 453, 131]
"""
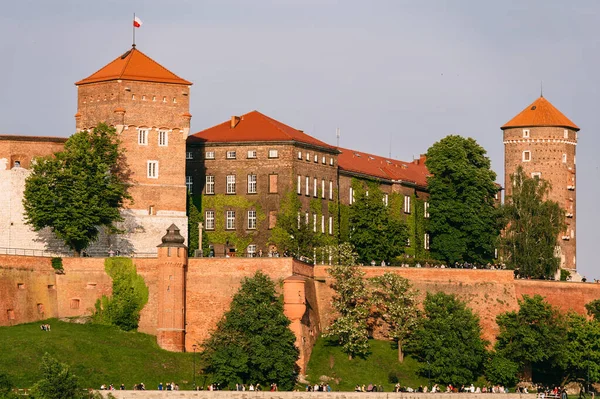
[521, 361, 533, 382]
[398, 340, 404, 363]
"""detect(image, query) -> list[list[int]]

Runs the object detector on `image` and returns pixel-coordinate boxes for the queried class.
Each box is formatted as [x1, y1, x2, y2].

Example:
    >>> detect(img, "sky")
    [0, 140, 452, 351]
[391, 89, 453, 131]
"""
[1, 0, 599, 279]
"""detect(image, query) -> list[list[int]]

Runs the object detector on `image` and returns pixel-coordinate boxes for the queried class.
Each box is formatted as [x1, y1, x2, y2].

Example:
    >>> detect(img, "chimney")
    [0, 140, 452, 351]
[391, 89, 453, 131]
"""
[414, 154, 427, 165]
[230, 116, 241, 129]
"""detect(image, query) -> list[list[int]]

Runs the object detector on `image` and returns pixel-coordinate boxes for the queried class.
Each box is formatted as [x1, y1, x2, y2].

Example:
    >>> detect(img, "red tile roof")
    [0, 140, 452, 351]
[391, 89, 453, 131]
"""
[337, 148, 430, 187]
[187, 111, 337, 151]
[76, 47, 192, 86]
[501, 96, 579, 131]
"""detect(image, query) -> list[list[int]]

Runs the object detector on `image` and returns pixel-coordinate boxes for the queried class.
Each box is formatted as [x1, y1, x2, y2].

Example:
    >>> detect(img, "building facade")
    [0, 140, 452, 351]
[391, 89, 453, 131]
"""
[502, 96, 579, 271]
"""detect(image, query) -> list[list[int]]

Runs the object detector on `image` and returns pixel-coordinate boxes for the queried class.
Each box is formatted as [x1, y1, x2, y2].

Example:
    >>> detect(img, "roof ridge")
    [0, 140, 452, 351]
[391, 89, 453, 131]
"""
[134, 49, 189, 85]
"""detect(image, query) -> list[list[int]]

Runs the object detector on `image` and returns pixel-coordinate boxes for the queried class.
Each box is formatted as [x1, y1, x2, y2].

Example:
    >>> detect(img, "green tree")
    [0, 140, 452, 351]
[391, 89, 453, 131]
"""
[370, 273, 420, 362]
[494, 295, 567, 382]
[407, 292, 487, 385]
[500, 167, 565, 279]
[31, 353, 80, 399]
[0, 373, 18, 399]
[23, 123, 131, 256]
[200, 271, 299, 390]
[270, 192, 323, 258]
[92, 257, 149, 331]
[585, 299, 600, 321]
[324, 264, 371, 359]
[317, 242, 359, 266]
[187, 192, 202, 256]
[349, 181, 407, 264]
[561, 313, 600, 385]
[484, 352, 520, 387]
[425, 135, 499, 265]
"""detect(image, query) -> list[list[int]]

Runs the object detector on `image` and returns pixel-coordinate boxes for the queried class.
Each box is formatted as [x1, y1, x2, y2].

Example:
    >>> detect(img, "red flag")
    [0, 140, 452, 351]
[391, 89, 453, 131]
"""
[133, 16, 142, 28]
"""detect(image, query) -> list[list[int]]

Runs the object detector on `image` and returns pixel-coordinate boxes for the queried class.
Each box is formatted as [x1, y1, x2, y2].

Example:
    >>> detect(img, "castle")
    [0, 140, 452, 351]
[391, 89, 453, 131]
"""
[0, 46, 589, 372]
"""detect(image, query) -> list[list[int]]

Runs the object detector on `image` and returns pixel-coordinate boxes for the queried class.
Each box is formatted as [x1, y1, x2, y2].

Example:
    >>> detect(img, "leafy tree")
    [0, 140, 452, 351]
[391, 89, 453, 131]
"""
[425, 135, 499, 265]
[484, 352, 520, 387]
[187, 192, 204, 256]
[200, 271, 299, 390]
[494, 295, 567, 382]
[585, 299, 600, 321]
[370, 273, 420, 362]
[92, 257, 149, 331]
[348, 181, 407, 264]
[23, 123, 131, 256]
[562, 313, 600, 385]
[500, 167, 565, 279]
[407, 292, 487, 385]
[270, 192, 324, 258]
[324, 264, 371, 359]
[0, 373, 18, 399]
[31, 353, 80, 399]
[317, 242, 359, 266]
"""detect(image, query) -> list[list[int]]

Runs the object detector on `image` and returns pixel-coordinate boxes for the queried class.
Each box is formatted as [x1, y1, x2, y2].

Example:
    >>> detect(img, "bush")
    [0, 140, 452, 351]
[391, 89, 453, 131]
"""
[388, 371, 399, 384]
[50, 258, 64, 274]
[560, 269, 571, 281]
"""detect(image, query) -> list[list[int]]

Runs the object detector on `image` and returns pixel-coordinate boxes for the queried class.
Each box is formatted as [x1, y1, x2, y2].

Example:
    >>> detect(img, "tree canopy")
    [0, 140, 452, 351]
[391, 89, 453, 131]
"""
[500, 167, 566, 279]
[200, 271, 299, 390]
[562, 313, 600, 386]
[23, 123, 131, 255]
[407, 292, 487, 385]
[31, 353, 80, 399]
[585, 299, 600, 321]
[348, 181, 407, 264]
[425, 135, 499, 265]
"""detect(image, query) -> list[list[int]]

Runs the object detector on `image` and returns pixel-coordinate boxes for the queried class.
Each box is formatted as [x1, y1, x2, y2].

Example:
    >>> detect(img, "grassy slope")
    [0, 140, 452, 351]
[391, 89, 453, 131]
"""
[305, 337, 429, 392]
[0, 319, 196, 390]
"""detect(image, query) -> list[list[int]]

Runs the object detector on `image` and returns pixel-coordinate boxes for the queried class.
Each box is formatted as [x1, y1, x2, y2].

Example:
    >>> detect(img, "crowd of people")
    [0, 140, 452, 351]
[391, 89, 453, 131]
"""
[39, 324, 51, 331]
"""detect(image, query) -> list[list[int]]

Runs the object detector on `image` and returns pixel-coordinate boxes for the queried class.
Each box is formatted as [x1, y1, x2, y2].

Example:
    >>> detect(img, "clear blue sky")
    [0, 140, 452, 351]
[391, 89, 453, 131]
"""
[1, 1, 598, 279]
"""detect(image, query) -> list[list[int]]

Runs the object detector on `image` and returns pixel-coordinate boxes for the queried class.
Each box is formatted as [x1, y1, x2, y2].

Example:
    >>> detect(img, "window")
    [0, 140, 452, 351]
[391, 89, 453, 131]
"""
[305, 176, 310, 196]
[564, 129, 569, 139]
[531, 172, 541, 179]
[147, 161, 158, 178]
[247, 174, 257, 194]
[205, 151, 215, 159]
[522, 151, 531, 162]
[424, 201, 430, 218]
[313, 177, 318, 197]
[321, 215, 325, 233]
[330, 158, 334, 166]
[424, 234, 430, 250]
[226, 211, 236, 230]
[306, 152, 310, 161]
[406, 238, 411, 247]
[162, 96, 167, 103]
[404, 195, 411, 213]
[305, 211, 309, 225]
[70, 299, 80, 309]
[158, 130, 168, 146]
[269, 174, 278, 193]
[321, 179, 325, 199]
[383, 193, 388, 206]
[186, 176, 193, 192]
[205, 211, 215, 230]
[297, 175, 302, 194]
[329, 216, 333, 235]
[247, 244, 257, 257]
[269, 149, 278, 158]
[173, 97, 177, 103]
[142, 95, 146, 101]
[132, 94, 136, 100]
[138, 129, 148, 145]
[314, 154, 318, 163]
[148, 205, 155, 215]
[248, 210, 257, 229]
[247, 150, 257, 159]
[227, 151, 236, 159]
[322, 156, 326, 164]
[298, 151, 302, 160]
[226, 175, 236, 194]
[562, 154, 567, 164]
[349, 187, 354, 204]
[186, 152, 193, 160]
[7, 309, 15, 320]
[205, 175, 215, 194]
[523, 129, 530, 138]
[152, 96, 156, 102]
[297, 212, 301, 229]
[313, 214, 317, 232]
[329, 181, 333, 200]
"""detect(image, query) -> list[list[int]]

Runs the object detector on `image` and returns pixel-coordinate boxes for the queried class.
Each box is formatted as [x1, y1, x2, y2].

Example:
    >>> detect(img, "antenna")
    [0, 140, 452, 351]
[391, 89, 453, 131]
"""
[540, 80, 543, 97]
[389, 132, 392, 159]
[336, 128, 340, 147]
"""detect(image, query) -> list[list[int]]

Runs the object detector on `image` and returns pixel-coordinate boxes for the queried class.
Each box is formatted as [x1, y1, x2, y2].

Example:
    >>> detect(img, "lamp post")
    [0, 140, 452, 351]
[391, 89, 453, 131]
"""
[192, 344, 197, 390]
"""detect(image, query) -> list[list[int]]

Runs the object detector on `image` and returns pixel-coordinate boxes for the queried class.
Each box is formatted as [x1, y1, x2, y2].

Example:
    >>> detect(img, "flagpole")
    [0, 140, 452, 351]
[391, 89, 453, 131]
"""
[132, 12, 136, 47]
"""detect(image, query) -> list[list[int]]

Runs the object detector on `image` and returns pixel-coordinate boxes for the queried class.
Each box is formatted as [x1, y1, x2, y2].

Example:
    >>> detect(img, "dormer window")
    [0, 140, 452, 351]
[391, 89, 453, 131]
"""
[523, 129, 530, 138]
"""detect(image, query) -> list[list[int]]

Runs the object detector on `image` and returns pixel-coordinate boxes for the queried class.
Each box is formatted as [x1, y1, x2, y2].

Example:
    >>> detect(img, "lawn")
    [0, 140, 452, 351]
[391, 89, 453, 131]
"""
[0, 319, 199, 390]
[305, 337, 430, 392]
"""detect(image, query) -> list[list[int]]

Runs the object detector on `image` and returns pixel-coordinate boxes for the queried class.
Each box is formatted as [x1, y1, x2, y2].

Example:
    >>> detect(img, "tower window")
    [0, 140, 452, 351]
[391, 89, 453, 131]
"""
[147, 161, 158, 178]
[562, 154, 567, 163]
[564, 130, 569, 139]
[138, 129, 148, 145]
[522, 151, 531, 162]
[131, 94, 136, 100]
[158, 130, 168, 146]
[523, 129, 530, 138]
[162, 96, 167, 103]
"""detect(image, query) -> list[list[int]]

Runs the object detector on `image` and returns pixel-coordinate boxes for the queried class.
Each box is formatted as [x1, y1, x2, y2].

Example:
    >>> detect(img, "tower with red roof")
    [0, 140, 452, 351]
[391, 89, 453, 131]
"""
[502, 96, 578, 272]
[75, 46, 192, 254]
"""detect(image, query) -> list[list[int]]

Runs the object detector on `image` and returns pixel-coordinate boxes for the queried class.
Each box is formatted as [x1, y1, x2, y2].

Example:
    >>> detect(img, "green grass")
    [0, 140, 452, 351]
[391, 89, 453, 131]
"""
[305, 337, 429, 392]
[0, 319, 199, 390]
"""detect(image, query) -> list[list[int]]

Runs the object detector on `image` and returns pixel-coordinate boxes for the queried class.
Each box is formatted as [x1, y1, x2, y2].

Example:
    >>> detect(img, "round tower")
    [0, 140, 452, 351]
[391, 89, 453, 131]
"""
[501, 96, 579, 272]
[156, 223, 188, 351]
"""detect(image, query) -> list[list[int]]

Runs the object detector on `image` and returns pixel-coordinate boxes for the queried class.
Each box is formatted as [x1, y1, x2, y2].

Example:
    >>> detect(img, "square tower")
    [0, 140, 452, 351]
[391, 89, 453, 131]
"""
[75, 46, 193, 254]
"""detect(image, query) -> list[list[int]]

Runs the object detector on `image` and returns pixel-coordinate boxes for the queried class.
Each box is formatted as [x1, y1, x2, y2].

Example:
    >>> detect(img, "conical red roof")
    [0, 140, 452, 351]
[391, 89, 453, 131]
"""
[501, 96, 578, 131]
[75, 47, 191, 86]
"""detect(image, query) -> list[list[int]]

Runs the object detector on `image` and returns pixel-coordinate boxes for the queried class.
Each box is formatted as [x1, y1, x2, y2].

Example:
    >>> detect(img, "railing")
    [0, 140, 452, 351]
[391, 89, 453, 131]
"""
[0, 247, 158, 259]
[0, 247, 70, 257]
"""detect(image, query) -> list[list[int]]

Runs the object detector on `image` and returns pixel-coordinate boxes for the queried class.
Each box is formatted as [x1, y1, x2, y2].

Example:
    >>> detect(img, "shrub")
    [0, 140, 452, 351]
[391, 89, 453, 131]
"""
[560, 269, 571, 281]
[50, 258, 64, 274]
